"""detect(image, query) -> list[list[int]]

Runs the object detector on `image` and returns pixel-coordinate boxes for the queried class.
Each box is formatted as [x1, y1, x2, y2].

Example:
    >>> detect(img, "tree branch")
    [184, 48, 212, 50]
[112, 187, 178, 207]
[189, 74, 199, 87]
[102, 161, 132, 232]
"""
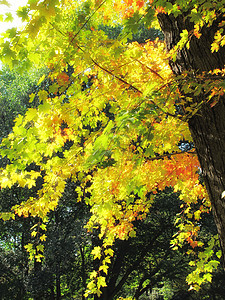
[146, 149, 196, 162]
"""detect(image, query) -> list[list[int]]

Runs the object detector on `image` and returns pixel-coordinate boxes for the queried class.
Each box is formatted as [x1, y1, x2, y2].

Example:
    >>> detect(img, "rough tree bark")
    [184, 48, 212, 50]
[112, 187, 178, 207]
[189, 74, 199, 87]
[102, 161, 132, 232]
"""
[158, 13, 225, 266]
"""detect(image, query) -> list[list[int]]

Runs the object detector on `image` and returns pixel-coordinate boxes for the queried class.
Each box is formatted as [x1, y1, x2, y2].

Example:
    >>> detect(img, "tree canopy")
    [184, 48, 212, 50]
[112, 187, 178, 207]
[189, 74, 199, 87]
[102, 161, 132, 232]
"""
[1, 0, 225, 297]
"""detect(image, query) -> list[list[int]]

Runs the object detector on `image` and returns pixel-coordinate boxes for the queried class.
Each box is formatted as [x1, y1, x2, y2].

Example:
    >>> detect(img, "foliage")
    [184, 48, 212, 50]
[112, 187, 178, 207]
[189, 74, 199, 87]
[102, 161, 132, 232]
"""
[0, 66, 43, 140]
[0, 0, 225, 297]
[99, 189, 191, 299]
[0, 67, 221, 300]
[99, 24, 164, 43]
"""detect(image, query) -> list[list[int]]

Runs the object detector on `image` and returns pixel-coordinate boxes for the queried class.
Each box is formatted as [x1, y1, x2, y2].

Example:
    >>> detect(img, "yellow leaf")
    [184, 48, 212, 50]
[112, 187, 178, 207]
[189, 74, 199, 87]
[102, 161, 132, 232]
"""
[1, 177, 12, 188]
[40, 223, 47, 231]
[29, 93, 35, 103]
[35, 254, 44, 262]
[211, 42, 220, 52]
[99, 264, 109, 274]
[31, 231, 37, 237]
[104, 248, 114, 257]
[90, 270, 98, 279]
[97, 276, 106, 289]
[37, 74, 45, 85]
[38, 90, 48, 102]
[40, 234, 47, 241]
[104, 256, 111, 264]
[0, 212, 15, 221]
[91, 246, 102, 260]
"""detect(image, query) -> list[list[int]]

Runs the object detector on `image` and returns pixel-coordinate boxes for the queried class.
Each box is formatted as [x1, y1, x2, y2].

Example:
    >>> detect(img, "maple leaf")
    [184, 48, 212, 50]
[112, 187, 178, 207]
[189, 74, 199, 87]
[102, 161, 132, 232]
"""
[99, 263, 109, 274]
[57, 72, 70, 85]
[91, 246, 102, 260]
[40, 234, 47, 241]
[31, 231, 37, 237]
[97, 276, 107, 289]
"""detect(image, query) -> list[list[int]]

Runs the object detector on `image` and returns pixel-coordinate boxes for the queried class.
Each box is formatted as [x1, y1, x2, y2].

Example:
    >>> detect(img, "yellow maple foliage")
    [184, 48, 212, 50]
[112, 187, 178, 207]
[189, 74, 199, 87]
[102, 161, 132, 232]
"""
[1, 0, 225, 296]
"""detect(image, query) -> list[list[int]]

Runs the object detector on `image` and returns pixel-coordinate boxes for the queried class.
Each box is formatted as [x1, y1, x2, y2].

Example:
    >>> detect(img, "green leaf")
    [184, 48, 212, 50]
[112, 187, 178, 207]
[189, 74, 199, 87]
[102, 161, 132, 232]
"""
[0, 0, 10, 6]
[38, 101, 51, 113]
[49, 83, 59, 94]
[36, 244, 44, 252]
[165, 2, 173, 11]
[17, 7, 29, 21]
[4, 12, 13, 22]
[216, 250, 222, 258]
[124, 12, 142, 34]
[6, 27, 17, 38]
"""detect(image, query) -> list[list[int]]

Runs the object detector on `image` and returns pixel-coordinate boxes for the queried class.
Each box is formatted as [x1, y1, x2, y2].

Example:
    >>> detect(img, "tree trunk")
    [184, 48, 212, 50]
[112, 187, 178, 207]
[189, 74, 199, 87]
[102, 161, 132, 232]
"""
[158, 12, 225, 266]
[56, 266, 61, 300]
[55, 210, 61, 300]
[189, 99, 225, 266]
[79, 245, 87, 300]
[33, 260, 42, 300]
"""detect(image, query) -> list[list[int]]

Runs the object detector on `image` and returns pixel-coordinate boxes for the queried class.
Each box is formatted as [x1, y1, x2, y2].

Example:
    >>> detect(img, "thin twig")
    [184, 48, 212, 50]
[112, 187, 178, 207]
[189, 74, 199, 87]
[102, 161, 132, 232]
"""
[134, 58, 165, 81]
[146, 150, 196, 161]
[70, 0, 107, 44]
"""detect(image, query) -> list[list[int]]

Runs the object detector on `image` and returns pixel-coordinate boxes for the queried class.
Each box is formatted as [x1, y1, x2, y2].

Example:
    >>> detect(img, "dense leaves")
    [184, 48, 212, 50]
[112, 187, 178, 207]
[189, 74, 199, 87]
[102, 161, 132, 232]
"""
[1, 0, 225, 297]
